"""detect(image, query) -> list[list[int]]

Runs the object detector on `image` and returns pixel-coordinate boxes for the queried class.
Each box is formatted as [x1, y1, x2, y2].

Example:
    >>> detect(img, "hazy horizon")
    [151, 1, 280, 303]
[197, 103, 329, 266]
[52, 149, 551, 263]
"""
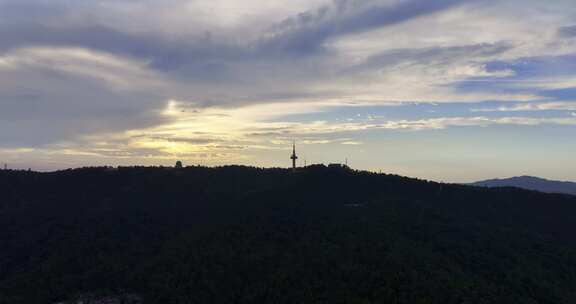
[4, 161, 576, 184]
[1, 0, 576, 182]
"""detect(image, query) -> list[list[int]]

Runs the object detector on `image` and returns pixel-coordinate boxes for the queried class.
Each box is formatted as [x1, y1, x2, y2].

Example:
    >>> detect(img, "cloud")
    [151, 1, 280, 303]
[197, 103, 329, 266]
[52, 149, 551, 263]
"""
[349, 42, 514, 74]
[259, 0, 469, 54]
[147, 101, 576, 141]
[0, 47, 163, 89]
[283, 116, 576, 133]
[1, 0, 576, 168]
[341, 141, 363, 145]
[472, 102, 576, 112]
[559, 25, 576, 38]
[0, 46, 169, 146]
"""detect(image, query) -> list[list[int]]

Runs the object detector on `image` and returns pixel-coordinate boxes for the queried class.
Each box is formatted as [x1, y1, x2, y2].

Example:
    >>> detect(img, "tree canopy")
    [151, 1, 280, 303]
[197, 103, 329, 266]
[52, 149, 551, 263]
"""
[1, 165, 576, 303]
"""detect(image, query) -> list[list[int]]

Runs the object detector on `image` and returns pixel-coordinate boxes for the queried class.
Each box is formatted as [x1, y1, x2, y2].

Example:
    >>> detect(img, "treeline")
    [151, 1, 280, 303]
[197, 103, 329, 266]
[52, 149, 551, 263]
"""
[1, 165, 576, 303]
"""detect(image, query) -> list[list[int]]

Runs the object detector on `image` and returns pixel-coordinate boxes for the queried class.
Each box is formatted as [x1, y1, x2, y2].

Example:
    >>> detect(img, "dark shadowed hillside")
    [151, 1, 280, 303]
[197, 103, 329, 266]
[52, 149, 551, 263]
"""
[1, 165, 576, 304]
[472, 176, 576, 196]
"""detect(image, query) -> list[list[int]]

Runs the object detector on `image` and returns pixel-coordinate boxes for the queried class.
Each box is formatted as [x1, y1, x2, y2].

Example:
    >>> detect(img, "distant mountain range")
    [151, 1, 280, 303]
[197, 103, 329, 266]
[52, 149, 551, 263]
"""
[471, 176, 576, 196]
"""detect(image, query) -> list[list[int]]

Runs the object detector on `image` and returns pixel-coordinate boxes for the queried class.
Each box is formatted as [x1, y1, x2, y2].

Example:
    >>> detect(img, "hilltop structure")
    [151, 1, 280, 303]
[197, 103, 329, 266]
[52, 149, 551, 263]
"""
[290, 142, 298, 172]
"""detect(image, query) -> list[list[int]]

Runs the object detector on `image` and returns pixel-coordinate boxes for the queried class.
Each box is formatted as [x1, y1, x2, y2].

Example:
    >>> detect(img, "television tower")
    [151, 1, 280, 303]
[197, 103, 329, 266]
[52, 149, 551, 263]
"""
[290, 141, 298, 172]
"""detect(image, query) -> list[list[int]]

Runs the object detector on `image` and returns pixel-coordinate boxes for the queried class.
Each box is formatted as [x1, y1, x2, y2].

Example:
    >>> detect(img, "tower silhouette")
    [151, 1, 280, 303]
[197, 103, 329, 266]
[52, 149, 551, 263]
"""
[291, 142, 298, 172]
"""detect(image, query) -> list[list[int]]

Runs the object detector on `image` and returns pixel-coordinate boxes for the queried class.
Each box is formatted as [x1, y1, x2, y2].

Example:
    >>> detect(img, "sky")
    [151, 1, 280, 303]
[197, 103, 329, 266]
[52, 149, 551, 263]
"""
[1, 0, 576, 182]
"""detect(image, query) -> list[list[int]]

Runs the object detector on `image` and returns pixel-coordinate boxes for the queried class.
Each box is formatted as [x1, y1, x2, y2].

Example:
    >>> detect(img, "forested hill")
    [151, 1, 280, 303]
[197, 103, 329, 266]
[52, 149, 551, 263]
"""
[2, 165, 576, 304]
[472, 176, 576, 196]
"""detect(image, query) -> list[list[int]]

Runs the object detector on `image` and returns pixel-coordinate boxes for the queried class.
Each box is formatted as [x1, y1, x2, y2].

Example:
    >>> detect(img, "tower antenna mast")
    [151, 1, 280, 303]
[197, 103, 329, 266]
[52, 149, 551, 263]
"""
[290, 141, 298, 172]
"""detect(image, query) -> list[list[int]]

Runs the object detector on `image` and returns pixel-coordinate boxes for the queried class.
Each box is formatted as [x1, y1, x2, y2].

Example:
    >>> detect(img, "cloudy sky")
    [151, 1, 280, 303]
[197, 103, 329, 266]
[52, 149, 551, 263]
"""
[1, 0, 576, 182]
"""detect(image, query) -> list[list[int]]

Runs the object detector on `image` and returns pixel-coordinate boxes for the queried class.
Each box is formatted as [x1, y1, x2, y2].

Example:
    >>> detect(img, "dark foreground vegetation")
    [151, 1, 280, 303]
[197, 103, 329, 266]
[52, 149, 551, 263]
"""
[1, 165, 576, 303]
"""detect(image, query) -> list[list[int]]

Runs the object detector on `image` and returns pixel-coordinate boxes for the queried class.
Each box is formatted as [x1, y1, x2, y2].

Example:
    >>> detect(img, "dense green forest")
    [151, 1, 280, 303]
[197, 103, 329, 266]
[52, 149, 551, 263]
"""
[1, 165, 576, 303]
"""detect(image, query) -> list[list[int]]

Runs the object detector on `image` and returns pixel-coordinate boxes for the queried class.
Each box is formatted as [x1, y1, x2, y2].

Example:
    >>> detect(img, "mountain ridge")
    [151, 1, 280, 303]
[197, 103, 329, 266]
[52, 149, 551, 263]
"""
[471, 175, 576, 196]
